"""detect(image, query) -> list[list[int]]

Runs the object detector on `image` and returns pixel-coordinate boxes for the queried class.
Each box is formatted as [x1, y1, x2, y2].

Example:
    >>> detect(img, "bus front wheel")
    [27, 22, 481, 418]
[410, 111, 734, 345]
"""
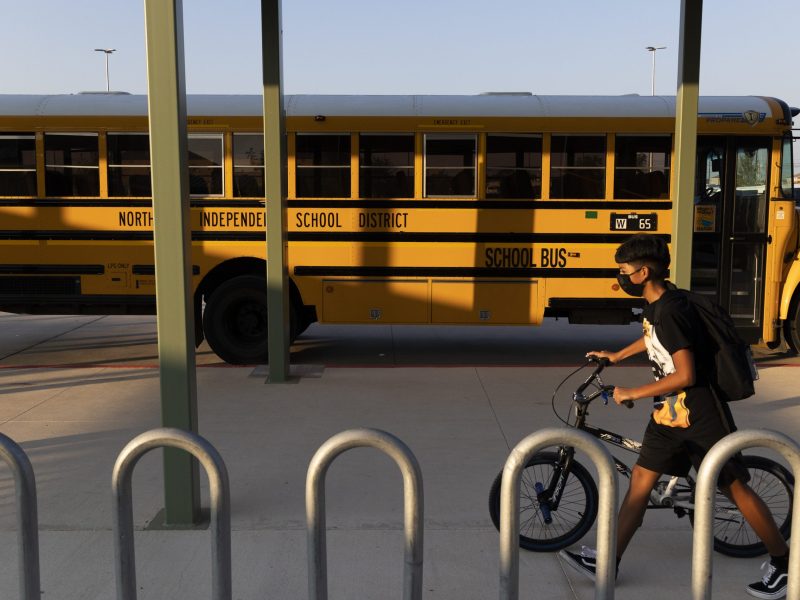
[785, 295, 800, 354]
[203, 275, 298, 364]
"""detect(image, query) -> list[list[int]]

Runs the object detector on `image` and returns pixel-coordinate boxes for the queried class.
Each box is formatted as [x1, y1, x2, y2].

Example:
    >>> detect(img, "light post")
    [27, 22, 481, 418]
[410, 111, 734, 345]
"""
[646, 46, 666, 96]
[94, 48, 116, 92]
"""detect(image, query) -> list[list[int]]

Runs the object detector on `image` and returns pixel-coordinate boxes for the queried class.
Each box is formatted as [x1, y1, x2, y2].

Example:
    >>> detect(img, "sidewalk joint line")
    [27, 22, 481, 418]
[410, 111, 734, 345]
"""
[0, 314, 107, 363]
[476, 368, 512, 452]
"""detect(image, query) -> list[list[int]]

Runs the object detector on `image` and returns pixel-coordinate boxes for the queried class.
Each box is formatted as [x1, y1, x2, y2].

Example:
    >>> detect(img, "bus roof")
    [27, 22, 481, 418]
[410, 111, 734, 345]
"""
[0, 93, 786, 120]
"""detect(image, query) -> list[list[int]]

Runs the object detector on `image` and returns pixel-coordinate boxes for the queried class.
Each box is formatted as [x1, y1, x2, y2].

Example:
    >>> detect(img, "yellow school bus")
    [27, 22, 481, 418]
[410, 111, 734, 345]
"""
[0, 93, 797, 363]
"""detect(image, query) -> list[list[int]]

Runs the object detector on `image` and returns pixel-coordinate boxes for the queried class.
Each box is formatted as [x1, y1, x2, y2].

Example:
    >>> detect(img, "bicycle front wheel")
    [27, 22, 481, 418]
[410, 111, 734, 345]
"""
[688, 455, 794, 558]
[488, 451, 599, 552]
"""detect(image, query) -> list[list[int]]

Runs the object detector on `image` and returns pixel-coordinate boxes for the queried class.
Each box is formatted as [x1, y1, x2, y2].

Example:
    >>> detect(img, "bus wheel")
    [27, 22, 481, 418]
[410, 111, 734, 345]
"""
[203, 275, 269, 364]
[784, 296, 800, 354]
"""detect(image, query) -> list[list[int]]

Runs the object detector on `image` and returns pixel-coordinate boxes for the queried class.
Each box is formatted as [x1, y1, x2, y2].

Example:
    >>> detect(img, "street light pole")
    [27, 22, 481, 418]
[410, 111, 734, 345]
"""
[646, 46, 666, 96]
[94, 48, 116, 92]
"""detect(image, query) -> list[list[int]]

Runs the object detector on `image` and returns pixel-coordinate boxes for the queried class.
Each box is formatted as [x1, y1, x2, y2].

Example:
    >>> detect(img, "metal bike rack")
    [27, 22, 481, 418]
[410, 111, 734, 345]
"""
[112, 428, 231, 600]
[499, 427, 619, 600]
[0, 432, 41, 600]
[306, 428, 424, 600]
[692, 429, 800, 600]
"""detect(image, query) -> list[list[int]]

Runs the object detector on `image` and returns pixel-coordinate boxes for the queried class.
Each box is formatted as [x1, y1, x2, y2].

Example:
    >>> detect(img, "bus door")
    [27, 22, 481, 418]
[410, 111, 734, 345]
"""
[691, 136, 771, 343]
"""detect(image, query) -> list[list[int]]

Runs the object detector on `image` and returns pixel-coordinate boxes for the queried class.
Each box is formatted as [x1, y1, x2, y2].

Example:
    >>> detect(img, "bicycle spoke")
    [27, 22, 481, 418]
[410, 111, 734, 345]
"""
[514, 461, 590, 541]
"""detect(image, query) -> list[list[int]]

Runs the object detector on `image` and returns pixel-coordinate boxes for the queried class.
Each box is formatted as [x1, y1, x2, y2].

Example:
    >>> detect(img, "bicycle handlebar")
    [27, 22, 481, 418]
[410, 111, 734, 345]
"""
[581, 356, 634, 409]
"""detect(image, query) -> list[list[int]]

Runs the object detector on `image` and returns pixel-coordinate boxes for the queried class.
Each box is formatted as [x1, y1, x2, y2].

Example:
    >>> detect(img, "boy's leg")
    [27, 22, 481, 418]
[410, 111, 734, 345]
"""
[726, 479, 792, 599]
[723, 479, 789, 557]
[560, 464, 662, 582]
[617, 464, 662, 557]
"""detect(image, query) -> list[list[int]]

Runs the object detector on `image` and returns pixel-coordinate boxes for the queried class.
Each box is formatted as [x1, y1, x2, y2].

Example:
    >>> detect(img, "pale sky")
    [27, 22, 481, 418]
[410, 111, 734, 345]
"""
[3, 1, 799, 163]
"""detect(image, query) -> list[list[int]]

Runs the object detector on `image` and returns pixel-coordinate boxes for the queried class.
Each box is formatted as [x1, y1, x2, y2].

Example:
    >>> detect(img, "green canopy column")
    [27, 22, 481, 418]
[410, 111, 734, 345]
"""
[143, 0, 200, 524]
[671, 0, 703, 289]
[261, 0, 290, 382]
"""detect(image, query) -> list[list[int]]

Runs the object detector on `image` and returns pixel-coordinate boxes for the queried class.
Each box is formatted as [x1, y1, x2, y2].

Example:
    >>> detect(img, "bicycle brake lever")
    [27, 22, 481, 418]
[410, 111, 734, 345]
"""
[603, 385, 633, 409]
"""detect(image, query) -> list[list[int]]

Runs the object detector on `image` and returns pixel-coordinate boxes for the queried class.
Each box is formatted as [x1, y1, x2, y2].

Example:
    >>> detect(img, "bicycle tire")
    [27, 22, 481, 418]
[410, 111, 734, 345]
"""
[488, 451, 599, 552]
[688, 455, 794, 558]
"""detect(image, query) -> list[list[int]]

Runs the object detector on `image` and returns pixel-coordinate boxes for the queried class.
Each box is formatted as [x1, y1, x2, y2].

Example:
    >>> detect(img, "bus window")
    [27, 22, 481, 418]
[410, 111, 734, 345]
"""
[550, 135, 605, 199]
[0, 133, 36, 196]
[734, 143, 768, 234]
[359, 134, 414, 199]
[424, 134, 476, 197]
[188, 134, 223, 196]
[781, 135, 794, 200]
[233, 133, 265, 198]
[108, 133, 151, 197]
[45, 133, 99, 197]
[485, 134, 541, 199]
[296, 133, 350, 198]
[614, 135, 671, 199]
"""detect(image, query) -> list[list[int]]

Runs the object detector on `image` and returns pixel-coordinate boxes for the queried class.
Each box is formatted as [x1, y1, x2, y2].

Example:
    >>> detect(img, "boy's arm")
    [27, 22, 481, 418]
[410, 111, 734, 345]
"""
[587, 337, 646, 364]
[613, 348, 696, 403]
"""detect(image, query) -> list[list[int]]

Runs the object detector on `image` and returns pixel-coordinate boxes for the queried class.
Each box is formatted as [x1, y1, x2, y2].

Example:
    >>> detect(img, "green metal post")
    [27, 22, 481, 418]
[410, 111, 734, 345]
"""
[672, 0, 703, 289]
[261, 0, 290, 382]
[143, 0, 200, 524]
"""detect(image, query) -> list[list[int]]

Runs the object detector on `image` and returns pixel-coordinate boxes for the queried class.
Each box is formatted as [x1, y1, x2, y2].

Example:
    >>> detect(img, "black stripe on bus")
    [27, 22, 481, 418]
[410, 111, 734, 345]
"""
[289, 232, 671, 243]
[0, 230, 155, 241]
[0, 199, 263, 208]
[288, 200, 673, 210]
[0, 198, 671, 211]
[0, 230, 262, 242]
[132, 265, 200, 276]
[0, 230, 671, 244]
[0, 199, 153, 208]
[0, 264, 104, 275]
[294, 266, 619, 278]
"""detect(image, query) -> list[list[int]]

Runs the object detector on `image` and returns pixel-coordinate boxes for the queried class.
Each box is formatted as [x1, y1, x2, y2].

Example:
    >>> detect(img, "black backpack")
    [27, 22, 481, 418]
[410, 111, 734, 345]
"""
[656, 283, 758, 402]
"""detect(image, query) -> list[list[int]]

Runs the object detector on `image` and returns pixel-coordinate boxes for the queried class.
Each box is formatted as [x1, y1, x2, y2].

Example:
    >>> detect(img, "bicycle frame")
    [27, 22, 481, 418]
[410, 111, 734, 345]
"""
[545, 360, 696, 514]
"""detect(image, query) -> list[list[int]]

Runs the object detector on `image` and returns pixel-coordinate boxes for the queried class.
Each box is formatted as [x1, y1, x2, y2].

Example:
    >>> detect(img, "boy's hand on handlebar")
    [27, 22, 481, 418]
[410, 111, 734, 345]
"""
[586, 350, 618, 364]
[612, 386, 636, 405]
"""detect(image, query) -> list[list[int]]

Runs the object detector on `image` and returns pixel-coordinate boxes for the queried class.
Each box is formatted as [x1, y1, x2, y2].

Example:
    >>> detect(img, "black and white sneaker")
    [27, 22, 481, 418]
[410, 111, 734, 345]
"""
[746, 559, 789, 599]
[559, 546, 599, 581]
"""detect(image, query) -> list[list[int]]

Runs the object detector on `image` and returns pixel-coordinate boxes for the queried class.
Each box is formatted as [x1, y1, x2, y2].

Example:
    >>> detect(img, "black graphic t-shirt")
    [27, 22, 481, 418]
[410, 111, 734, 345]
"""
[641, 289, 714, 429]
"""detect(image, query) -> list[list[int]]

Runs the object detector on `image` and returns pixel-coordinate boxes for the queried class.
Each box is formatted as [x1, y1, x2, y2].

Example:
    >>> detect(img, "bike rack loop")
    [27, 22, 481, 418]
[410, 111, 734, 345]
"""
[306, 428, 424, 600]
[0, 432, 41, 600]
[112, 427, 231, 600]
[691, 429, 800, 600]
[499, 427, 619, 600]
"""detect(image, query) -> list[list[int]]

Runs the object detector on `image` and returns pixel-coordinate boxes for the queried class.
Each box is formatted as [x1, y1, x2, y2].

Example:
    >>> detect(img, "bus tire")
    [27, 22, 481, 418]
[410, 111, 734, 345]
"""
[784, 294, 800, 354]
[203, 275, 270, 364]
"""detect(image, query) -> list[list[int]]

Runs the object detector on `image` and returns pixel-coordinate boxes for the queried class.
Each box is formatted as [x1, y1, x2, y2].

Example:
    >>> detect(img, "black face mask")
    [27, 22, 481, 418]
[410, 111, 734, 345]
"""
[617, 269, 645, 297]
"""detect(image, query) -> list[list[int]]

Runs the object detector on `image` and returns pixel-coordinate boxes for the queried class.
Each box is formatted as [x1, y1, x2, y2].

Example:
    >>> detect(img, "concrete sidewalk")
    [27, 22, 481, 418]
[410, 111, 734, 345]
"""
[0, 314, 798, 598]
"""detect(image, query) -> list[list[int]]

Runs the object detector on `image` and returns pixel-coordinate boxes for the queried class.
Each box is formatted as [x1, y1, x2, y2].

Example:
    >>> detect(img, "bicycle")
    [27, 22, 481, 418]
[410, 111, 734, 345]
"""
[487, 357, 794, 557]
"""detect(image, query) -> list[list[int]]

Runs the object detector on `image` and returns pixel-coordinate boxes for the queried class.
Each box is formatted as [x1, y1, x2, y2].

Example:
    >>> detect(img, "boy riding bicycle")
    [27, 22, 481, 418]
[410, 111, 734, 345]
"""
[560, 234, 790, 599]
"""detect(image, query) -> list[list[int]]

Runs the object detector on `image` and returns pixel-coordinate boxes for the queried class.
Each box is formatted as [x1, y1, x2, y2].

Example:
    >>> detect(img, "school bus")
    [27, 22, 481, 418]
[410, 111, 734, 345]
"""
[0, 93, 797, 363]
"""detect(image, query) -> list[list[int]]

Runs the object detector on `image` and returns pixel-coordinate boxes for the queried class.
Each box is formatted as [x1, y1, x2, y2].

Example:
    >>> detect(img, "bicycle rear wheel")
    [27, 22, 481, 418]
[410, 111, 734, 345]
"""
[488, 451, 599, 552]
[688, 455, 794, 558]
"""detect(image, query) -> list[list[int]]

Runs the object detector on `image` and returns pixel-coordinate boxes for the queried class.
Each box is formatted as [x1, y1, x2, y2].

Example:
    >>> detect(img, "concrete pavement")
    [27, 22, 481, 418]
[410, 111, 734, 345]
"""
[0, 312, 798, 598]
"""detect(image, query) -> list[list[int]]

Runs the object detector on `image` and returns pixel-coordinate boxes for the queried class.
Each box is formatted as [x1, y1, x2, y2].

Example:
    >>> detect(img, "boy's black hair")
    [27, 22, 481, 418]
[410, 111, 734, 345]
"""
[614, 234, 670, 280]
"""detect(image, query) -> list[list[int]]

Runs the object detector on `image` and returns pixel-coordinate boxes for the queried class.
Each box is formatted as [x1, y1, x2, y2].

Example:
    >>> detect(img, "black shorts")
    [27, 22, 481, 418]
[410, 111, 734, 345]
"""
[636, 389, 750, 488]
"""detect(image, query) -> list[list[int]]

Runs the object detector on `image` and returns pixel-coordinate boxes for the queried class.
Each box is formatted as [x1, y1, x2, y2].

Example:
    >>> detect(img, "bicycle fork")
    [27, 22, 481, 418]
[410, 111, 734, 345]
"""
[535, 447, 575, 524]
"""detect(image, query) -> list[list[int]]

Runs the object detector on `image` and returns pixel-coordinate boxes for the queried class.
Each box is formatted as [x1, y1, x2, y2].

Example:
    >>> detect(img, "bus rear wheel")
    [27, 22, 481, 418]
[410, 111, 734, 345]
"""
[203, 275, 298, 364]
